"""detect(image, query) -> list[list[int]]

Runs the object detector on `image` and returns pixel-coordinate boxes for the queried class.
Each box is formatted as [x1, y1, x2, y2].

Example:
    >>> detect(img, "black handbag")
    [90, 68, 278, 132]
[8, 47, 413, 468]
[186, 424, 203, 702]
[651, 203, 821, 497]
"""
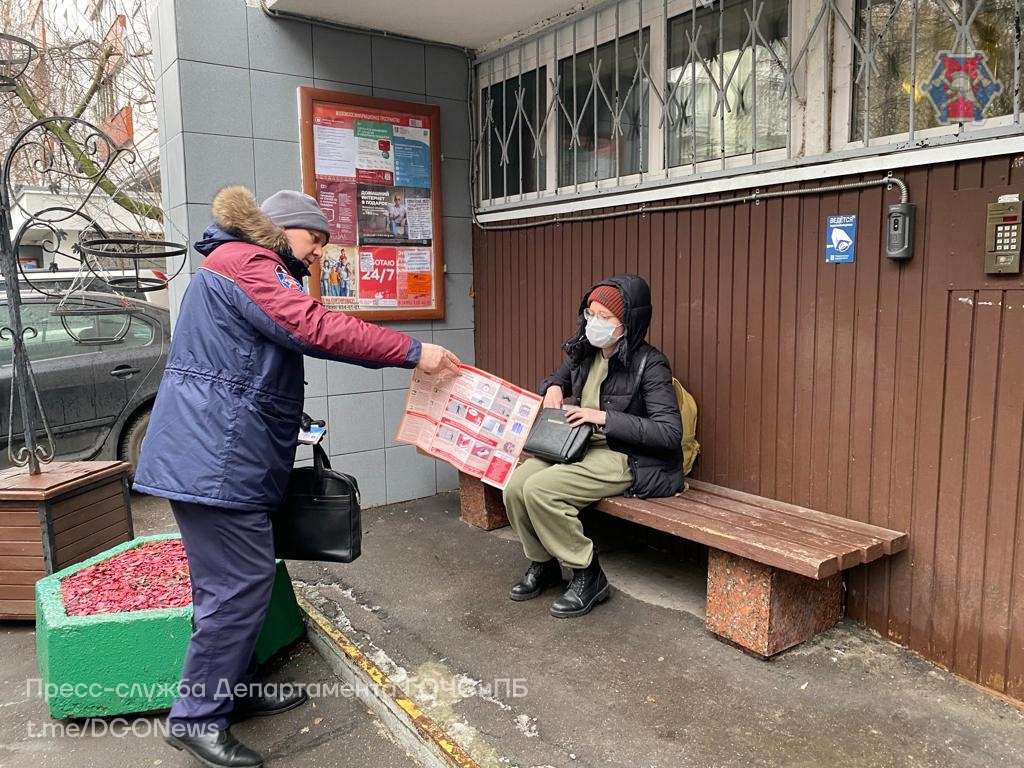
[523, 408, 594, 464]
[271, 443, 362, 563]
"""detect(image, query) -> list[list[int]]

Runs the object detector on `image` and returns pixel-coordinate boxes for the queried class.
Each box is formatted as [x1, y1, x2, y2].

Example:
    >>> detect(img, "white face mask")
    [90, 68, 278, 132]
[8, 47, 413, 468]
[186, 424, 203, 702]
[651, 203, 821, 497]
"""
[585, 316, 622, 349]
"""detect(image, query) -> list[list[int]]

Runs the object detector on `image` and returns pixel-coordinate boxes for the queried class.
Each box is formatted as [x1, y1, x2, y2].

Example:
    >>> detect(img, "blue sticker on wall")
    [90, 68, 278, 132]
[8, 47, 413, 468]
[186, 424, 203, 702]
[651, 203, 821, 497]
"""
[825, 215, 856, 264]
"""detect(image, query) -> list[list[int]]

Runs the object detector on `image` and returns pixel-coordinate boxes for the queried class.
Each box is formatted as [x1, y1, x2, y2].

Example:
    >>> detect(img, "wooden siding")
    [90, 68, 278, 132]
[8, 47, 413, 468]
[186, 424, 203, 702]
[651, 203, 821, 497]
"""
[473, 155, 1024, 701]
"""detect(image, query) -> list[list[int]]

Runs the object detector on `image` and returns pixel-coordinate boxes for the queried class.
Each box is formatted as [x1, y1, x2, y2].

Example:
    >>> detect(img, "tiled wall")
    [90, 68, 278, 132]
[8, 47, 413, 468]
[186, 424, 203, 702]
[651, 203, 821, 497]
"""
[152, 0, 473, 506]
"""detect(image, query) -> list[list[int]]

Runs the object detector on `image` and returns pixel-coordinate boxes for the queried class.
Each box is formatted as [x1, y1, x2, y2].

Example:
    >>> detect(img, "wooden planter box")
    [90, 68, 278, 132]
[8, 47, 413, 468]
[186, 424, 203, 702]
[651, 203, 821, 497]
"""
[0, 461, 132, 620]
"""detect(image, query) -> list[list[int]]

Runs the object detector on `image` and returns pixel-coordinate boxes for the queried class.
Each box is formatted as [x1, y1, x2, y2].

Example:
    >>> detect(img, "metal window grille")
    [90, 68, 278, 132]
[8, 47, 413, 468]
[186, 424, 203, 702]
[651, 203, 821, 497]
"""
[474, 0, 1024, 206]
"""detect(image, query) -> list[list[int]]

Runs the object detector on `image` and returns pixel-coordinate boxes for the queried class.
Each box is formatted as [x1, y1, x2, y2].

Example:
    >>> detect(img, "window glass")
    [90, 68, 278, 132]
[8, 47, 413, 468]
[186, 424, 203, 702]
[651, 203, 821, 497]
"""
[852, 0, 1016, 141]
[667, 0, 788, 167]
[482, 67, 547, 198]
[0, 303, 153, 365]
[558, 29, 650, 186]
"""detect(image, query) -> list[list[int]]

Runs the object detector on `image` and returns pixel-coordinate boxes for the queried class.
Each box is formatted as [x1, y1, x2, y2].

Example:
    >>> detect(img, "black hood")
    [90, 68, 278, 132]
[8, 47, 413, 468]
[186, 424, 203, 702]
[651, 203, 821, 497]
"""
[563, 274, 652, 366]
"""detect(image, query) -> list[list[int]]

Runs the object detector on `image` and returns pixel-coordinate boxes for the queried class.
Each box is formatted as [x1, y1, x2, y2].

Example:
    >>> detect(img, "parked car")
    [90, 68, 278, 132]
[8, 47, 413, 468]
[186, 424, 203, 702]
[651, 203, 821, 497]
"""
[0, 292, 169, 477]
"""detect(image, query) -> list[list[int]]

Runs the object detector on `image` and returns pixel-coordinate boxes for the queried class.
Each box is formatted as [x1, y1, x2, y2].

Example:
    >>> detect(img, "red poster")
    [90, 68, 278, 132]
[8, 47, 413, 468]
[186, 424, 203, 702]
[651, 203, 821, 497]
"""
[357, 246, 399, 306]
[315, 180, 357, 244]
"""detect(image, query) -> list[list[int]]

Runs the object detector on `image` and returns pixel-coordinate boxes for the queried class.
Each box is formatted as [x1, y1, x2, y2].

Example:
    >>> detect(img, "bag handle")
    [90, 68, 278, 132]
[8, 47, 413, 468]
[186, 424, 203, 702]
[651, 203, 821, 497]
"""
[313, 442, 332, 474]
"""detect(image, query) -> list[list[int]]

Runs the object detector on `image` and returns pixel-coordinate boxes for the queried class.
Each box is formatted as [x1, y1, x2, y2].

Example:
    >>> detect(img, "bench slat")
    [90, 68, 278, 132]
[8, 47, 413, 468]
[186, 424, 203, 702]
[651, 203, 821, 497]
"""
[596, 496, 841, 579]
[686, 480, 908, 555]
[682, 488, 885, 566]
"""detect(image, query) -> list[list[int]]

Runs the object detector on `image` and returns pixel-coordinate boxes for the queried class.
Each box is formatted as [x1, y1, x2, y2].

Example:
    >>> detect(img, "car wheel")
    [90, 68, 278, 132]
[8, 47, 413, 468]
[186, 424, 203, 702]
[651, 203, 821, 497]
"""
[119, 408, 151, 481]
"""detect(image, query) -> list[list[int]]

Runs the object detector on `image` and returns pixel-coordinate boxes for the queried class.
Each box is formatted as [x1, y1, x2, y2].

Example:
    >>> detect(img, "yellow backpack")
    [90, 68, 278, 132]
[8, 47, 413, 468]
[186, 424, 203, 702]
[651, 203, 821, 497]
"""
[672, 378, 700, 476]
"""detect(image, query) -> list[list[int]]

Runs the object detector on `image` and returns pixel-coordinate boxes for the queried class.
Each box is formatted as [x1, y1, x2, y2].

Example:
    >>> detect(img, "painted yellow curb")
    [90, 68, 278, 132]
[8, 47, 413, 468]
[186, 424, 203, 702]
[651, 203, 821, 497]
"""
[297, 595, 481, 768]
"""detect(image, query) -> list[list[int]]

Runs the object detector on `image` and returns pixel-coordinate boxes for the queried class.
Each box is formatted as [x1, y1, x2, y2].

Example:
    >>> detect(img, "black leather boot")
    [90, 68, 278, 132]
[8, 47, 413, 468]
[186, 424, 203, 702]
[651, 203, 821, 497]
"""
[165, 727, 263, 768]
[231, 684, 308, 722]
[509, 558, 562, 601]
[549, 553, 610, 618]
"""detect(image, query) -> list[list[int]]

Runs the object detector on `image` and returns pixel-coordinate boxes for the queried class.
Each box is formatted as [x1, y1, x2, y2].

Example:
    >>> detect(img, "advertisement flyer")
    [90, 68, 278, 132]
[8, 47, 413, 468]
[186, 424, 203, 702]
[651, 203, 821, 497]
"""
[358, 246, 399, 306]
[397, 365, 543, 489]
[320, 244, 358, 309]
[311, 99, 438, 313]
[358, 185, 432, 244]
[354, 120, 395, 184]
[393, 124, 431, 188]
[315, 180, 357, 244]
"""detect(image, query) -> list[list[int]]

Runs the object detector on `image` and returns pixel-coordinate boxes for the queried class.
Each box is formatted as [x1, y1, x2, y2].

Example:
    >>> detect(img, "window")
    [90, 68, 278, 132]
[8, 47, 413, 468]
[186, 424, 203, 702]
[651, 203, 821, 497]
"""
[0, 303, 153, 365]
[481, 68, 547, 198]
[852, 0, 1017, 142]
[557, 29, 650, 186]
[667, 0, 789, 167]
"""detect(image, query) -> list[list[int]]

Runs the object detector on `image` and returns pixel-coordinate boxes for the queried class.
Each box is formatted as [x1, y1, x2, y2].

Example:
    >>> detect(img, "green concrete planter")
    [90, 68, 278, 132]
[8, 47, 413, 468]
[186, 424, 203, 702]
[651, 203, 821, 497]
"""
[35, 533, 304, 719]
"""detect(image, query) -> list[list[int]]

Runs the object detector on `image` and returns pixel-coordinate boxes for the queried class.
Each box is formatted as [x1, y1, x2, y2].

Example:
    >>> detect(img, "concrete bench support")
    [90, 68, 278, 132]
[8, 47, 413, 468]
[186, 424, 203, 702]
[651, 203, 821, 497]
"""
[705, 550, 843, 657]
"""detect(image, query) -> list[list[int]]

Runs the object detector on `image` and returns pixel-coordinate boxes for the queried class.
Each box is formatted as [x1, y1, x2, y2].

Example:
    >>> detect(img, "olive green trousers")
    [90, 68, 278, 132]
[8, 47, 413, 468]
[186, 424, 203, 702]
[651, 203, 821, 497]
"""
[502, 446, 632, 569]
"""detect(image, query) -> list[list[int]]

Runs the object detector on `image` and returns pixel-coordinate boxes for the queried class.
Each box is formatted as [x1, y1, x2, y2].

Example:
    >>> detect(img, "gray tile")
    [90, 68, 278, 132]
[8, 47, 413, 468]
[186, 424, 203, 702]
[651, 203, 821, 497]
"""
[254, 139, 302, 201]
[163, 132, 186, 210]
[442, 216, 472, 274]
[372, 87, 426, 103]
[150, 7, 162, 76]
[175, 0, 248, 68]
[330, 449, 386, 508]
[327, 360, 383, 395]
[156, 0, 179, 74]
[440, 158, 471, 219]
[157, 62, 183, 145]
[312, 26, 372, 85]
[436, 459, 459, 493]
[178, 61, 252, 137]
[383, 329, 432, 390]
[304, 358, 328, 399]
[432, 272, 474, 330]
[385, 445, 437, 504]
[371, 37, 425, 95]
[381, 320, 433, 333]
[431, 329, 475, 367]
[427, 96, 470, 161]
[328, 392, 384, 455]
[182, 134, 255, 205]
[251, 71, 311, 142]
[382, 388, 410, 449]
[184, 203, 211, 271]
[246, 5, 313, 77]
[313, 79, 372, 96]
[426, 46, 469, 101]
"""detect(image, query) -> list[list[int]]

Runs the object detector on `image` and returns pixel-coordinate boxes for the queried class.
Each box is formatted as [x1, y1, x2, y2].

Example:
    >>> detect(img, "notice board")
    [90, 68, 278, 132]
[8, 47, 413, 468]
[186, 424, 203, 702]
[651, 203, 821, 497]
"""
[299, 87, 445, 320]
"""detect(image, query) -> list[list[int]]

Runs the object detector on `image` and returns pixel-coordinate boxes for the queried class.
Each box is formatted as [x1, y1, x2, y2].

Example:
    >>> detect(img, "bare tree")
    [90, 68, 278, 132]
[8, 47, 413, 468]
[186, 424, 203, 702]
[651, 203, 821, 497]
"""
[1, 0, 162, 224]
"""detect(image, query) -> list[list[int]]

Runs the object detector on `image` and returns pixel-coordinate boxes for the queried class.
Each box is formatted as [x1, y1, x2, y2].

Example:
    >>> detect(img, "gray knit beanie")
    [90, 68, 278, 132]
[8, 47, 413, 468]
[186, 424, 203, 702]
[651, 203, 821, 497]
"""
[261, 190, 331, 241]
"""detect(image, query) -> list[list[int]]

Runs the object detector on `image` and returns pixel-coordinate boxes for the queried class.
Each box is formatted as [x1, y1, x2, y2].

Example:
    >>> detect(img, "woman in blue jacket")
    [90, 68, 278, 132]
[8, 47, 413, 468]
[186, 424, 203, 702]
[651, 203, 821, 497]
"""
[135, 187, 458, 768]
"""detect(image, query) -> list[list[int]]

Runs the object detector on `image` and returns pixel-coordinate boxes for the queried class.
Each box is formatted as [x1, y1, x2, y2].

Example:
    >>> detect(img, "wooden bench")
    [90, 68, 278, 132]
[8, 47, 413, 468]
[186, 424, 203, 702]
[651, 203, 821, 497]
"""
[458, 474, 907, 657]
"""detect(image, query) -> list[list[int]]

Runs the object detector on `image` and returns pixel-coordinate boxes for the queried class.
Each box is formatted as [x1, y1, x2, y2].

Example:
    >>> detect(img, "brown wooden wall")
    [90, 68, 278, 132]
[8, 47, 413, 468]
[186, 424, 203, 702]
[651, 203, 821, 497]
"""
[473, 154, 1024, 701]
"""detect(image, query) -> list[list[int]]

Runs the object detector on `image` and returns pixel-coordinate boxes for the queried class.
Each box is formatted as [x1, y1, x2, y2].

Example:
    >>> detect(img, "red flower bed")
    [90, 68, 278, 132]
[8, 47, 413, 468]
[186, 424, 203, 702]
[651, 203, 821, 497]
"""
[60, 539, 192, 617]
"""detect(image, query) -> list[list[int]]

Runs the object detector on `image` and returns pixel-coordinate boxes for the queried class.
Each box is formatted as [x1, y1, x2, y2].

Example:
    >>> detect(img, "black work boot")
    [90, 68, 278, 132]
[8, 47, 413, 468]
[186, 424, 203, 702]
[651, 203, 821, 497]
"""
[509, 558, 563, 601]
[549, 553, 610, 618]
[165, 727, 263, 768]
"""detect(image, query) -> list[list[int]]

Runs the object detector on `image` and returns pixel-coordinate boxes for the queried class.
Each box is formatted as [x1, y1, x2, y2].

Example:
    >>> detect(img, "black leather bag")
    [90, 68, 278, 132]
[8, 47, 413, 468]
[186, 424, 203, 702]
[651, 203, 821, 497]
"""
[271, 443, 361, 563]
[523, 408, 594, 464]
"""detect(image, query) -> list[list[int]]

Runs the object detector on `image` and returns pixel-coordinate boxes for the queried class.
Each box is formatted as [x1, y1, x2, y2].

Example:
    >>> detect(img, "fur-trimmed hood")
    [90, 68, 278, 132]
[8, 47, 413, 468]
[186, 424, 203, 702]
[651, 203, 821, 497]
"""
[194, 186, 309, 279]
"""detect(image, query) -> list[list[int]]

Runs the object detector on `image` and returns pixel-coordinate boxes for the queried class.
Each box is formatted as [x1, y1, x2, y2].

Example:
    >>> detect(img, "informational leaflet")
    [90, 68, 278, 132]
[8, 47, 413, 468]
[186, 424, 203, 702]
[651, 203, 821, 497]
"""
[397, 365, 542, 489]
[311, 101, 437, 312]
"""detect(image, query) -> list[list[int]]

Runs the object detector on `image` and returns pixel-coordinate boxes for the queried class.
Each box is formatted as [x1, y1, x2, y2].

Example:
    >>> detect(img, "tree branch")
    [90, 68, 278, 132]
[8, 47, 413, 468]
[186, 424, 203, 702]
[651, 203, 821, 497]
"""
[13, 82, 163, 224]
[70, 44, 117, 120]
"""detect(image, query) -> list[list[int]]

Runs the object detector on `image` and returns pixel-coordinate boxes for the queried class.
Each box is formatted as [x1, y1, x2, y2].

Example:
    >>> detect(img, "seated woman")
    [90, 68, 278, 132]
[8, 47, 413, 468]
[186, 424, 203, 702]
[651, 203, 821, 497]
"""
[503, 275, 685, 618]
